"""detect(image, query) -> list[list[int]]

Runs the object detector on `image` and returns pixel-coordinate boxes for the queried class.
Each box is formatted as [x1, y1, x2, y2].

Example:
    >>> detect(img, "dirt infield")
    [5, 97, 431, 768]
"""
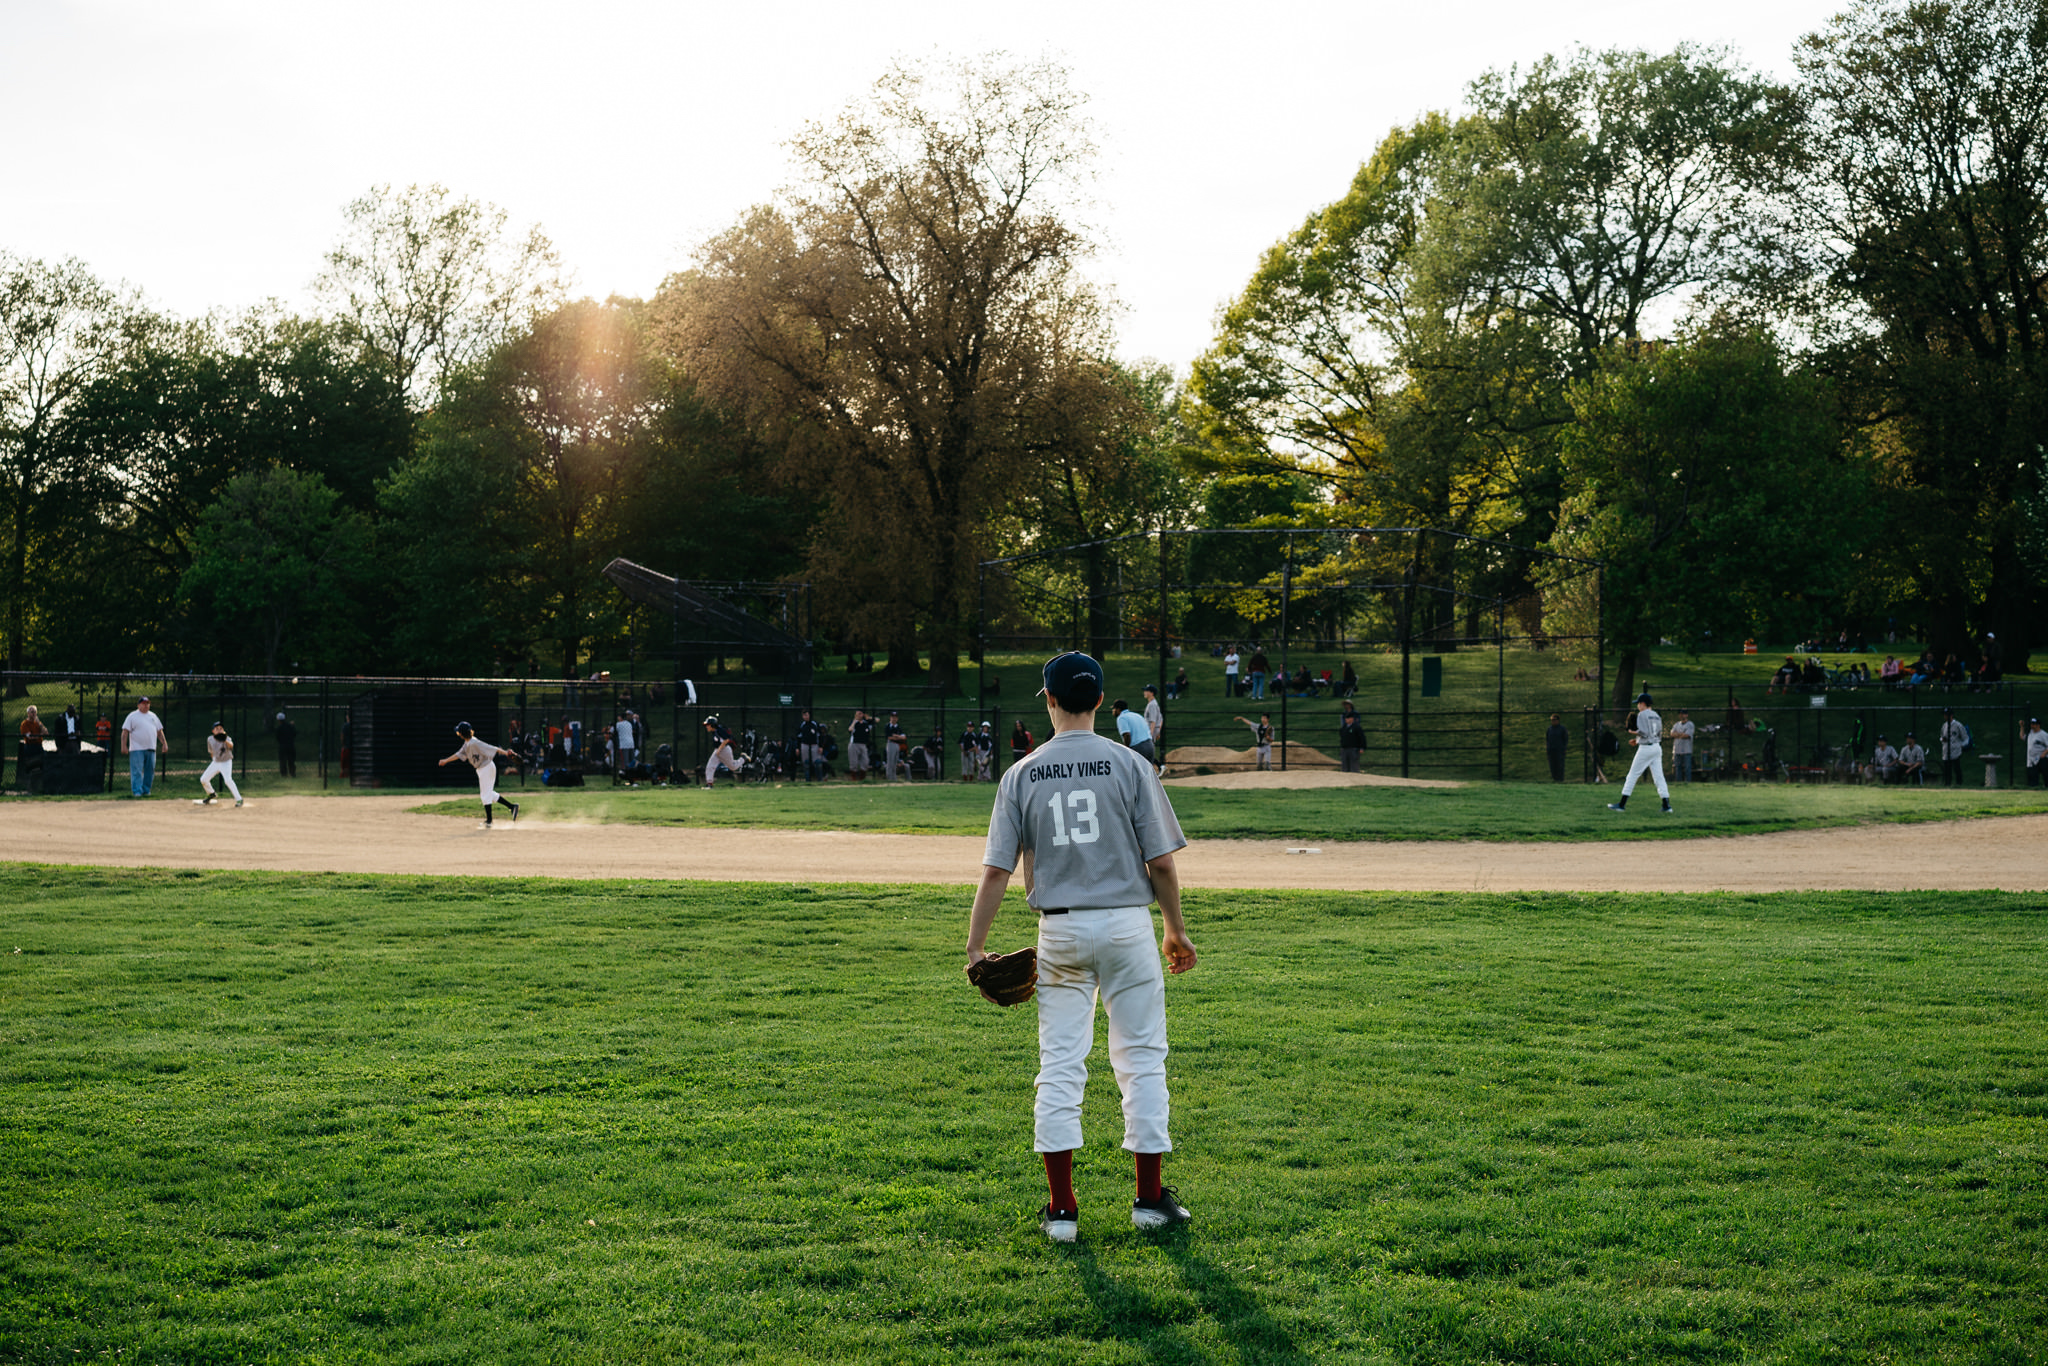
[6, 794, 2046, 892]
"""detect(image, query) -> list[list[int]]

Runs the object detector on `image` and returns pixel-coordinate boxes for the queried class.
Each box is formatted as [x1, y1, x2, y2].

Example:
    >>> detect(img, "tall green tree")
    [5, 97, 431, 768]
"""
[1191, 48, 1788, 647]
[0, 254, 134, 674]
[1785, 0, 2048, 668]
[315, 183, 565, 407]
[52, 311, 408, 666]
[1547, 326, 1874, 705]
[179, 467, 373, 676]
[660, 55, 1120, 691]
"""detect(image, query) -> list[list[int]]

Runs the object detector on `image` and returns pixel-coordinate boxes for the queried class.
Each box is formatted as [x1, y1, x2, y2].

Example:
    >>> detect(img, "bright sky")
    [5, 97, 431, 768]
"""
[4, 0, 1844, 372]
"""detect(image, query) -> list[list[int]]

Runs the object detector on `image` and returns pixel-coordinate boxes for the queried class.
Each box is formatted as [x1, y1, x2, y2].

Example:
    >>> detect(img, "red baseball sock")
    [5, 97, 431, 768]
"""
[1136, 1152, 1163, 1202]
[1043, 1150, 1076, 1212]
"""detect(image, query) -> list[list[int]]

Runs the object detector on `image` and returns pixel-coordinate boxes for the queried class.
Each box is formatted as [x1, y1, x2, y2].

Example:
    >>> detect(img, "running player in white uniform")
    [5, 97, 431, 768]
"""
[702, 716, 743, 787]
[1606, 692, 1672, 814]
[438, 722, 519, 827]
[195, 720, 243, 807]
[967, 650, 1197, 1244]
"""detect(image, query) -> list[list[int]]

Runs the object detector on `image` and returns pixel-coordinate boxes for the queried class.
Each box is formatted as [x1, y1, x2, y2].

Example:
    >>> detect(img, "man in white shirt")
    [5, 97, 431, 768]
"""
[1142, 684, 1165, 774]
[2027, 717, 2046, 788]
[1669, 709, 1695, 783]
[615, 713, 637, 774]
[1223, 648, 1239, 698]
[119, 696, 169, 798]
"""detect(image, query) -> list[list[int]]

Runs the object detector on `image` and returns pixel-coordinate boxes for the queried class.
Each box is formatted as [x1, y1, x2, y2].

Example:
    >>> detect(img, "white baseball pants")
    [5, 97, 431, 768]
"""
[473, 760, 499, 804]
[1034, 905, 1171, 1155]
[1621, 742, 1669, 800]
[199, 760, 241, 802]
[704, 744, 741, 785]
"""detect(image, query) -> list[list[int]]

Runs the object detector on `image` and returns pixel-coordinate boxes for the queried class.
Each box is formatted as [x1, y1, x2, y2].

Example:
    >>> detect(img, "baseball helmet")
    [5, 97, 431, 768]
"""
[454, 721, 473, 737]
[701, 714, 720, 728]
[211, 719, 226, 729]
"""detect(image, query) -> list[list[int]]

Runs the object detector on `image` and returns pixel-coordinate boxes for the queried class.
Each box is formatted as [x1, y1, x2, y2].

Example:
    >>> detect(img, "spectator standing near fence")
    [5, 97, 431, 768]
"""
[17, 705, 47, 793]
[1010, 719, 1034, 765]
[1341, 702, 1367, 774]
[1938, 709, 1970, 787]
[54, 705, 82, 754]
[2026, 717, 2046, 788]
[1143, 685, 1165, 773]
[615, 713, 637, 774]
[1669, 710, 1695, 784]
[1544, 713, 1568, 782]
[1223, 647, 1239, 697]
[119, 697, 169, 798]
[275, 712, 297, 777]
[1247, 649, 1269, 701]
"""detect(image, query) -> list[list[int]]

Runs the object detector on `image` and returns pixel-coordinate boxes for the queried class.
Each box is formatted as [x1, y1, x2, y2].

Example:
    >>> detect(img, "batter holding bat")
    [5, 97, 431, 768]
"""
[965, 650, 1197, 1244]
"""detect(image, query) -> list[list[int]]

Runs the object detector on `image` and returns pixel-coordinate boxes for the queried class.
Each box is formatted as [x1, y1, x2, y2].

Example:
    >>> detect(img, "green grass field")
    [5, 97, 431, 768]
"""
[418, 778, 2048, 844]
[4, 866, 2043, 1363]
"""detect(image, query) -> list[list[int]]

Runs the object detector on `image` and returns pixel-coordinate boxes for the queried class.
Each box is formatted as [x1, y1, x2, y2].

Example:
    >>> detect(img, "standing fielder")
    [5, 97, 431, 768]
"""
[966, 651, 1197, 1244]
[195, 720, 243, 807]
[439, 722, 519, 827]
[1606, 692, 1673, 814]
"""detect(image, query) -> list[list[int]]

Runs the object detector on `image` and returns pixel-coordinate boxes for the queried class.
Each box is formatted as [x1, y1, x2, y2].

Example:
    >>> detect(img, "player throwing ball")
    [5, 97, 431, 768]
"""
[1606, 692, 1673, 815]
[966, 650, 1197, 1244]
[439, 722, 519, 828]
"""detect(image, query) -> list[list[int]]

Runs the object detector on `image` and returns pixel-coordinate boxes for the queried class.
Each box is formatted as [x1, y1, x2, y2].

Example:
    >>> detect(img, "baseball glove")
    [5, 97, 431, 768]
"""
[968, 946, 1038, 1007]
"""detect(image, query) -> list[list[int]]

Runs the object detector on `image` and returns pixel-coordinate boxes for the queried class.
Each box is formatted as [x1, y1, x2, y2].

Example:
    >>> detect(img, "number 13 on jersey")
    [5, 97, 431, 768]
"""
[1047, 790, 1099, 846]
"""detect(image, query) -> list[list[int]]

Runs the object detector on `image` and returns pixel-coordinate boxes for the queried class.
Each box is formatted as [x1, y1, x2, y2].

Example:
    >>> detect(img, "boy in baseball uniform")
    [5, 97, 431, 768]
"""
[1606, 692, 1672, 814]
[966, 651, 1197, 1243]
[438, 722, 519, 827]
[195, 720, 243, 807]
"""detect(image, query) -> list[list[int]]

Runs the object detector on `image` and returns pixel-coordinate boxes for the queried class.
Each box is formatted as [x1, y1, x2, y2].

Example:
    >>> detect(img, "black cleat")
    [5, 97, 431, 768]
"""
[1131, 1187, 1191, 1230]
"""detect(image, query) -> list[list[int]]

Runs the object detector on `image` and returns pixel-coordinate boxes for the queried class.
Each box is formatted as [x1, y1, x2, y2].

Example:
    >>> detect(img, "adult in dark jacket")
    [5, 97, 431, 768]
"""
[275, 712, 298, 777]
[1338, 703, 1366, 773]
[1544, 713, 1569, 782]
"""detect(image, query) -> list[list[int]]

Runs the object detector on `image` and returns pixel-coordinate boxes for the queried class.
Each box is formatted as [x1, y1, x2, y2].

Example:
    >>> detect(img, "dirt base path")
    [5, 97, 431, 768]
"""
[5, 794, 2046, 892]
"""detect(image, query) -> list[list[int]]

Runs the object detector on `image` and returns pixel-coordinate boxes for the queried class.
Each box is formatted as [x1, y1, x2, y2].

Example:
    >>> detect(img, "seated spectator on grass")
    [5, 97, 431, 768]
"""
[1898, 734, 1926, 785]
[1769, 658, 1798, 693]
[1881, 654, 1901, 686]
[1801, 658, 1827, 691]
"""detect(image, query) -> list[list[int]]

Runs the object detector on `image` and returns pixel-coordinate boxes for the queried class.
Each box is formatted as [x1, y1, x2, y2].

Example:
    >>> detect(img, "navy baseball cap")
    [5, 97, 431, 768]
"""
[1040, 651, 1104, 710]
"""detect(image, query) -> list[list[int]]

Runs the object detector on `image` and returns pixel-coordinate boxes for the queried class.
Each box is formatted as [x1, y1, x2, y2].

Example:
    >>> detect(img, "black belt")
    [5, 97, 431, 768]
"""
[1038, 907, 1069, 916]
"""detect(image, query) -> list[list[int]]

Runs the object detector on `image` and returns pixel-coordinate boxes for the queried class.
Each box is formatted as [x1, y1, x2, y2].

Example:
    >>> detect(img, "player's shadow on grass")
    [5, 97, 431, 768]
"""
[1066, 1234, 1308, 1364]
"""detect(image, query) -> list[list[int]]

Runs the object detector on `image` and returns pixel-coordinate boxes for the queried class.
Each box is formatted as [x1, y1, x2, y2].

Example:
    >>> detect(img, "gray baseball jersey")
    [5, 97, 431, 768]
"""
[1634, 707, 1663, 746]
[983, 728, 1186, 911]
[455, 738, 497, 769]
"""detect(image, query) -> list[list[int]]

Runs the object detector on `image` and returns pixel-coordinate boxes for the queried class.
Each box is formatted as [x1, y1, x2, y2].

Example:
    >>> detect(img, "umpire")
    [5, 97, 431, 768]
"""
[965, 650, 1197, 1244]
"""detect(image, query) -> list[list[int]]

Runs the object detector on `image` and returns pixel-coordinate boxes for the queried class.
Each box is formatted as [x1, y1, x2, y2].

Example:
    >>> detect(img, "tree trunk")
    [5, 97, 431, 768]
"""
[1610, 643, 1641, 711]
